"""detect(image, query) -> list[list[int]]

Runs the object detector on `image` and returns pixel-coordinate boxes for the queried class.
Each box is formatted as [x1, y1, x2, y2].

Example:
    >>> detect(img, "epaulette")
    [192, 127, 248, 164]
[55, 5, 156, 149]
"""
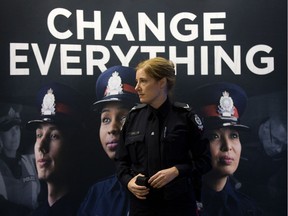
[173, 102, 192, 111]
[174, 102, 204, 130]
[130, 103, 147, 112]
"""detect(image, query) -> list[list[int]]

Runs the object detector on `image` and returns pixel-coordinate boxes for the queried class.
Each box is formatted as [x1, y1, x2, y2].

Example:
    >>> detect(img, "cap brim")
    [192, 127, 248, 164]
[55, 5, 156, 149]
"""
[91, 94, 139, 112]
[92, 97, 122, 107]
[26, 114, 83, 130]
[204, 117, 250, 131]
[0, 119, 22, 131]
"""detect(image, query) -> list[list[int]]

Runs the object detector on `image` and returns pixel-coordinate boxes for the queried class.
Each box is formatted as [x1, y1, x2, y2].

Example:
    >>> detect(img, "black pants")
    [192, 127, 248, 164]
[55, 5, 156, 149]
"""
[129, 185, 197, 216]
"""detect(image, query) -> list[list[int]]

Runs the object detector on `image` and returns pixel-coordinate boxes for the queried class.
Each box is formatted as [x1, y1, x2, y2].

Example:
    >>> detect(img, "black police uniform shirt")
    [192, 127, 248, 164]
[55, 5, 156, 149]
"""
[115, 98, 211, 197]
[201, 177, 263, 216]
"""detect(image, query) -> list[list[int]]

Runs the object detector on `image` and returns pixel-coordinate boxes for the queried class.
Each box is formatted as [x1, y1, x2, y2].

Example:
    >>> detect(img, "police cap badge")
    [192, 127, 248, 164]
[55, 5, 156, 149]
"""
[191, 82, 249, 130]
[27, 82, 87, 130]
[92, 65, 139, 111]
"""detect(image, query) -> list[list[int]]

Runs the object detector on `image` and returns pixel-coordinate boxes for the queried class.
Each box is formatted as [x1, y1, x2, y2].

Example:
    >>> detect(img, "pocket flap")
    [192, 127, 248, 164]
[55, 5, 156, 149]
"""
[125, 132, 144, 146]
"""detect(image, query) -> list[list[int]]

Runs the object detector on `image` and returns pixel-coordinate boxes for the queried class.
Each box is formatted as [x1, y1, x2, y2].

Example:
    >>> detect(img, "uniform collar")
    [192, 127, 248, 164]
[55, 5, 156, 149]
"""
[148, 98, 170, 120]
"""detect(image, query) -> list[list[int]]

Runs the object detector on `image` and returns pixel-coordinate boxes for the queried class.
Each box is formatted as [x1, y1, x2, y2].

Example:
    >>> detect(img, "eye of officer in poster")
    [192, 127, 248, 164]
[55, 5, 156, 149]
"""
[0, 0, 286, 216]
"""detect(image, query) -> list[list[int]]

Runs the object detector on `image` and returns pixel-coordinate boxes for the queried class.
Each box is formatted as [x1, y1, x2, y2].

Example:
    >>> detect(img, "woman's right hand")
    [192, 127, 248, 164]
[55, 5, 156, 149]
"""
[128, 174, 150, 200]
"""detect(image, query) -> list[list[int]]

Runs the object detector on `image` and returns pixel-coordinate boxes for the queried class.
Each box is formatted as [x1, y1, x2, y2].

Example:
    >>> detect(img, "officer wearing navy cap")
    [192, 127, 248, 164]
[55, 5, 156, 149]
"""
[191, 82, 249, 130]
[191, 82, 262, 216]
[27, 82, 90, 216]
[27, 82, 87, 129]
[0, 103, 40, 216]
[78, 66, 139, 216]
[0, 104, 22, 132]
[92, 65, 139, 111]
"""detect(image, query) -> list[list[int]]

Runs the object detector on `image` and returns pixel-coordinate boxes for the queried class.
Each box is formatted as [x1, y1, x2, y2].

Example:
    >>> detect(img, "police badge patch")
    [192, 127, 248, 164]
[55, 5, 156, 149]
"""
[106, 71, 123, 96]
[41, 88, 56, 115]
[194, 114, 204, 130]
[217, 91, 234, 118]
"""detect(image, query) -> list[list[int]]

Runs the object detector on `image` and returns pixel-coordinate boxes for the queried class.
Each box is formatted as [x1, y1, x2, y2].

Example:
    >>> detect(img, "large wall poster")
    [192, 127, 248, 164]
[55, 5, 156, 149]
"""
[0, 0, 286, 215]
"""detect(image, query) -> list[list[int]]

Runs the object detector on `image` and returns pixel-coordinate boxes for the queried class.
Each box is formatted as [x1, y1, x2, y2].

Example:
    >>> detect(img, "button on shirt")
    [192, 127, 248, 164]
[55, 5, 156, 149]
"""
[115, 98, 211, 190]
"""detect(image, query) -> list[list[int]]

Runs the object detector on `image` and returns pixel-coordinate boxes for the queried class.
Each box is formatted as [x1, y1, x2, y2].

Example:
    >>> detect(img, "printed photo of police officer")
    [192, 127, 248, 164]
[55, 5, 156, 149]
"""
[26, 82, 91, 216]
[78, 65, 139, 216]
[190, 82, 263, 216]
[238, 90, 287, 216]
[0, 103, 40, 216]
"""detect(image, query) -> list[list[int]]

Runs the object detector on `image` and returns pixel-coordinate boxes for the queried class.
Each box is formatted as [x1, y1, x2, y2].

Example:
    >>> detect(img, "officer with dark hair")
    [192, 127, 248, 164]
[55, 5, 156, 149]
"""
[0, 103, 40, 216]
[191, 82, 263, 216]
[27, 82, 90, 216]
[78, 66, 139, 216]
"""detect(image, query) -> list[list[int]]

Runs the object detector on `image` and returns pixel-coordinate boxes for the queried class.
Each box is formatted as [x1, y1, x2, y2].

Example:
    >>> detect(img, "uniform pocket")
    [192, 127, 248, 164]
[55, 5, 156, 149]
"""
[163, 129, 189, 161]
[125, 133, 145, 163]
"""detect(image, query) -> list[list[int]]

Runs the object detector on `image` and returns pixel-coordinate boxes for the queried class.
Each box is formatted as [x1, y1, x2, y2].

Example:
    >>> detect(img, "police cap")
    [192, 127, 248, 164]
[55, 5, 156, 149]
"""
[0, 104, 22, 132]
[91, 65, 139, 111]
[191, 82, 249, 130]
[27, 82, 87, 130]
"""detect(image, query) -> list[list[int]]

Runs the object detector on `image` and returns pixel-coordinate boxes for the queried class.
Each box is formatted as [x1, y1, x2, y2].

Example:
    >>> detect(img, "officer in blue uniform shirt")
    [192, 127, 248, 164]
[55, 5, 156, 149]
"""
[191, 82, 263, 216]
[78, 66, 139, 216]
[27, 82, 90, 216]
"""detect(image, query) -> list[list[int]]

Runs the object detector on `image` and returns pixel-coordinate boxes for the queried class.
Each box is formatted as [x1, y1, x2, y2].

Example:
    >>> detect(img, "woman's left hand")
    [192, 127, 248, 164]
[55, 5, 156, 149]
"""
[148, 166, 179, 189]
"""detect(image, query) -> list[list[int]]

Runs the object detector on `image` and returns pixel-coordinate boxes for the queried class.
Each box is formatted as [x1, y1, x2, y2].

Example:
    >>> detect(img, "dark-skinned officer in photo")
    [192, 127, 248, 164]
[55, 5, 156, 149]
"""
[78, 65, 139, 216]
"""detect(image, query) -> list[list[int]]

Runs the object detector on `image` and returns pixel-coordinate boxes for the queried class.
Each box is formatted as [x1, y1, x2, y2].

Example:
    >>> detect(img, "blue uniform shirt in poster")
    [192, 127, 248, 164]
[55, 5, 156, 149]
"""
[201, 177, 262, 216]
[78, 175, 129, 216]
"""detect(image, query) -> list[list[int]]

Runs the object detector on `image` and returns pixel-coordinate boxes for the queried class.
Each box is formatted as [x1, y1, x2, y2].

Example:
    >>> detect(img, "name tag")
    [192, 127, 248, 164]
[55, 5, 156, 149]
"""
[23, 176, 36, 183]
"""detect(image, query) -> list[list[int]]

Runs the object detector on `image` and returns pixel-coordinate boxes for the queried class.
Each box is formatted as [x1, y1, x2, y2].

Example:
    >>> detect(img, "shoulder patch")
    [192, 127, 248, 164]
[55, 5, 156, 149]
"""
[193, 114, 204, 130]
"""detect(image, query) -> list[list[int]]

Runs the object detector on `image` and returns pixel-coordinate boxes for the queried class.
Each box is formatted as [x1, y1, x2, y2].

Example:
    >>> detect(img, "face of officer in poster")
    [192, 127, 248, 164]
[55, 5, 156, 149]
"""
[205, 127, 241, 177]
[0, 106, 22, 156]
[99, 102, 129, 160]
[1, 125, 21, 153]
[191, 82, 249, 180]
[34, 123, 75, 182]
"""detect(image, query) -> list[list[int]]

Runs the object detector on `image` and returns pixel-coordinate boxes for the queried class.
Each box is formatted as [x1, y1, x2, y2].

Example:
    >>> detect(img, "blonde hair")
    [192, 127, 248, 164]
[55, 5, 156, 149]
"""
[136, 57, 176, 93]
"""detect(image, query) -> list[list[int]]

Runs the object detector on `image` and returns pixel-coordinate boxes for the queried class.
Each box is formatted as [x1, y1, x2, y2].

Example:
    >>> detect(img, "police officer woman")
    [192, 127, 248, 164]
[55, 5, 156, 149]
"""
[191, 82, 263, 216]
[78, 66, 139, 216]
[115, 57, 211, 216]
